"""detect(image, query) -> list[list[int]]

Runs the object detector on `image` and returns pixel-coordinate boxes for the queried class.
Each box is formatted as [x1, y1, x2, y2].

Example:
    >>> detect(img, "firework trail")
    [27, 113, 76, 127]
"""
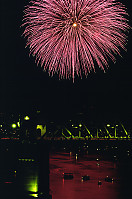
[22, 0, 130, 81]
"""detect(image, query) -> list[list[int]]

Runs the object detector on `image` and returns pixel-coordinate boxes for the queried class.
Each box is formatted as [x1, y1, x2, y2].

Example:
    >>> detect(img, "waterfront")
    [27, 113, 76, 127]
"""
[0, 140, 132, 198]
[50, 151, 119, 199]
[49, 141, 132, 199]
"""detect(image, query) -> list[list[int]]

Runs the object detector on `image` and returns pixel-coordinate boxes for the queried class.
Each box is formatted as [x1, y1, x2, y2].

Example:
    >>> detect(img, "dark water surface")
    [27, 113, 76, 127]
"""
[0, 140, 132, 198]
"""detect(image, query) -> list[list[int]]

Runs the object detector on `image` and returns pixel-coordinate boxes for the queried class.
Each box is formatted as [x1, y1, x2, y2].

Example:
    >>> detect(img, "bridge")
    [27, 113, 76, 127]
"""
[37, 122, 131, 140]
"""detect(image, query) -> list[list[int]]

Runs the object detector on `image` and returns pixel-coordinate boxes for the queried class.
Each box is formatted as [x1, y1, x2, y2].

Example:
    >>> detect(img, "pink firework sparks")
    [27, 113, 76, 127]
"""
[22, 0, 130, 81]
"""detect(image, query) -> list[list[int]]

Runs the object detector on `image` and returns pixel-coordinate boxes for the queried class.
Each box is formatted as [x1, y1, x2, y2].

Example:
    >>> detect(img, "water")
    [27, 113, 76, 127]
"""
[0, 141, 49, 199]
[50, 151, 120, 199]
[0, 140, 132, 198]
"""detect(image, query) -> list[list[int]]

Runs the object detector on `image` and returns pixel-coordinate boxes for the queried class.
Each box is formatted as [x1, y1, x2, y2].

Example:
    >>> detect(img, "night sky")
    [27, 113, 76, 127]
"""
[1, 0, 132, 123]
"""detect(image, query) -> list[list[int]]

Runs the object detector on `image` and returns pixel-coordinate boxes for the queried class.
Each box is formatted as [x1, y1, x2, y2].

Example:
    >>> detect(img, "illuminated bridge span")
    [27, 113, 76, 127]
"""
[37, 122, 131, 140]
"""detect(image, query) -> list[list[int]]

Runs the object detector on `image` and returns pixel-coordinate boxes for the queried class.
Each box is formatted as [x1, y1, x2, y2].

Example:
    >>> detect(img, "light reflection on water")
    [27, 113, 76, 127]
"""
[29, 193, 38, 198]
[1, 141, 131, 199]
[15, 163, 39, 198]
[26, 175, 38, 194]
[50, 152, 120, 199]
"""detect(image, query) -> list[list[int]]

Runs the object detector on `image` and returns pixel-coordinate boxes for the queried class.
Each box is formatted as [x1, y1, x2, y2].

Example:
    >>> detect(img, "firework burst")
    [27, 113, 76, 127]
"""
[22, 0, 130, 81]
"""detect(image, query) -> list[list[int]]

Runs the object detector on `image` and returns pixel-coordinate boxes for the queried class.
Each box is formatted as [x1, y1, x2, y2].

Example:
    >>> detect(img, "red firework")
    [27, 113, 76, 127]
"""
[22, 0, 130, 81]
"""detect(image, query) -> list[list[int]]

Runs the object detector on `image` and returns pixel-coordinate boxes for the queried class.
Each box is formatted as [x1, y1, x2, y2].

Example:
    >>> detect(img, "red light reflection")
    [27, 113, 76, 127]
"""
[50, 152, 120, 199]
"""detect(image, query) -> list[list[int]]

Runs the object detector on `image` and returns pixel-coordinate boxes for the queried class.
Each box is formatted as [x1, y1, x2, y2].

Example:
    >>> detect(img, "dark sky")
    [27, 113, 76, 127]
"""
[1, 0, 132, 123]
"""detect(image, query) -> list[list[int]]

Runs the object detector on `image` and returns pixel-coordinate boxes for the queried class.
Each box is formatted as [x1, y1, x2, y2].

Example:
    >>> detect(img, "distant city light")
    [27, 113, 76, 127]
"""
[17, 122, 20, 127]
[107, 124, 110, 127]
[24, 116, 30, 120]
[79, 124, 82, 127]
[19, 158, 35, 162]
[12, 124, 17, 128]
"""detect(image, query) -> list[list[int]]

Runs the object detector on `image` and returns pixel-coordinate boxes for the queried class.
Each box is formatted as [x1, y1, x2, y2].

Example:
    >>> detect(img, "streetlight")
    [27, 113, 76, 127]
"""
[24, 116, 30, 137]
[12, 123, 17, 129]
[17, 122, 20, 127]
[107, 124, 110, 127]
[24, 116, 30, 120]
[79, 124, 82, 138]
